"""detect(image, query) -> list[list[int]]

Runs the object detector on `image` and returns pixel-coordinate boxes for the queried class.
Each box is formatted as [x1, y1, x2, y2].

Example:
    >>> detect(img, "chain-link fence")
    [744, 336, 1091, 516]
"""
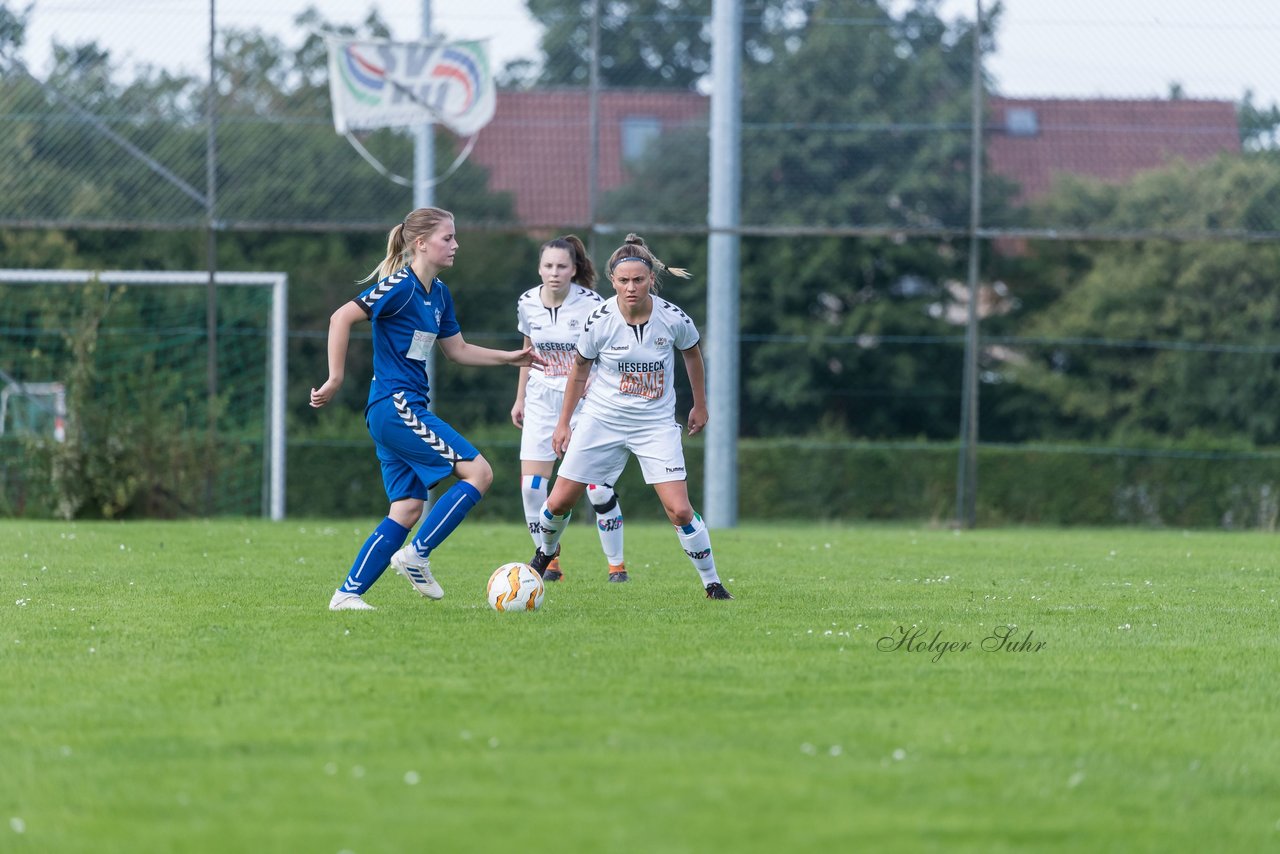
[3, 1, 1279, 524]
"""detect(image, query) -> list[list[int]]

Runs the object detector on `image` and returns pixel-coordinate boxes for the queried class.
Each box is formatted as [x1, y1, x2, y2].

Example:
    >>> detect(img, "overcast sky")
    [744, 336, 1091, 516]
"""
[17, 0, 1280, 105]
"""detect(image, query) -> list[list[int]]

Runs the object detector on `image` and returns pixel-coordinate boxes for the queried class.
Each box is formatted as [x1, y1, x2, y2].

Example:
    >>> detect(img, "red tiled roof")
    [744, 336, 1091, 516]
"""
[468, 91, 1241, 224]
[470, 89, 706, 227]
[986, 97, 1241, 202]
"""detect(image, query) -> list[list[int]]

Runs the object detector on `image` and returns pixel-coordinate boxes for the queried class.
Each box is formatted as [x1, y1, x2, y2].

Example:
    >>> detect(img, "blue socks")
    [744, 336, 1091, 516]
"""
[338, 482, 484, 597]
[340, 517, 410, 596]
[410, 481, 484, 557]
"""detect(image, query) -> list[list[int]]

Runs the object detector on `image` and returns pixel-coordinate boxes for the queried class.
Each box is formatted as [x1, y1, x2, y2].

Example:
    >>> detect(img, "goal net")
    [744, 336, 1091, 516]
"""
[0, 269, 287, 519]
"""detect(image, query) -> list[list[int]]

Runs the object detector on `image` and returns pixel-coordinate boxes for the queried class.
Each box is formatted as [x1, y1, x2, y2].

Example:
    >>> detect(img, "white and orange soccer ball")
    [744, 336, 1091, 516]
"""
[486, 562, 545, 612]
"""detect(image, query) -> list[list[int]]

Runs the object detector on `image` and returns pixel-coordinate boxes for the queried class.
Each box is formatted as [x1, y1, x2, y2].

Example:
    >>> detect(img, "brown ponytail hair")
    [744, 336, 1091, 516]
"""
[540, 234, 597, 290]
[606, 233, 690, 291]
[360, 206, 455, 283]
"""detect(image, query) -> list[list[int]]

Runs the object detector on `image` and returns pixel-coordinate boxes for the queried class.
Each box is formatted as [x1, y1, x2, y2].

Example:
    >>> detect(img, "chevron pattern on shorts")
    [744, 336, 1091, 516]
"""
[393, 392, 463, 464]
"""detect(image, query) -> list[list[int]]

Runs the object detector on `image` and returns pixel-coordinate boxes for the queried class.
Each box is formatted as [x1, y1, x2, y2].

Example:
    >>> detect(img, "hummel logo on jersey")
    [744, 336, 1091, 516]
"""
[665, 465, 685, 473]
[584, 303, 610, 331]
[608, 345, 630, 351]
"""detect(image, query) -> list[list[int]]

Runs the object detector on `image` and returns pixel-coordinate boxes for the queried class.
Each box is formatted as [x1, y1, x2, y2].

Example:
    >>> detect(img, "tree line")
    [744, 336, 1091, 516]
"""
[3, 0, 1280, 457]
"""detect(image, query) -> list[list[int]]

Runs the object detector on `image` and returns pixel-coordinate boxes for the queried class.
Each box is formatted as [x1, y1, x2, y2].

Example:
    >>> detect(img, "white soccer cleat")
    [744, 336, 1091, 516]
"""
[329, 591, 376, 611]
[391, 545, 445, 600]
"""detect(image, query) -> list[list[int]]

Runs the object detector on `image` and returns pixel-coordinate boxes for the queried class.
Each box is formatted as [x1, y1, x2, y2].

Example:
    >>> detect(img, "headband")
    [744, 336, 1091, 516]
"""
[610, 255, 654, 271]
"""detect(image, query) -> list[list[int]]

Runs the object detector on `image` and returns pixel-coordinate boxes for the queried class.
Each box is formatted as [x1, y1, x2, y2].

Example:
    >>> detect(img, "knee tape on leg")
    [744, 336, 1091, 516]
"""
[587, 482, 618, 514]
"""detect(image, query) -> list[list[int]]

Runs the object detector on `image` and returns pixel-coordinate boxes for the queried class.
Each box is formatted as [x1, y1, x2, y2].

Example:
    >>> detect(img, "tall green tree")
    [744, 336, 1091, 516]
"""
[526, 0, 821, 89]
[590, 0, 1014, 439]
[1, 7, 530, 459]
[1238, 89, 1280, 151]
[0, 7, 515, 228]
[1000, 154, 1280, 445]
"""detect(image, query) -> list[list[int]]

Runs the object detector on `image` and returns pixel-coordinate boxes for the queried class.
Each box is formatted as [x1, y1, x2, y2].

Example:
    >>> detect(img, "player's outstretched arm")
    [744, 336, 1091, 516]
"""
[681, 344, 709, 436]
[439, 333, 545, 369]
[310, 301, 366, 408]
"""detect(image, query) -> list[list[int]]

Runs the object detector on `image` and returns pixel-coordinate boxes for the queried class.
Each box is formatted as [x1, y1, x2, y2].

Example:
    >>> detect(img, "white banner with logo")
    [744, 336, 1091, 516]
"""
[327, 39, 495, 136]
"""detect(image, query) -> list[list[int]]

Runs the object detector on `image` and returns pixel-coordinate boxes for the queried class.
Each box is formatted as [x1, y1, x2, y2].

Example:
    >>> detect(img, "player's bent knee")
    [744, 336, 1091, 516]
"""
[587, 483, 618, 514]
[456, 455, 493, 494]
[666, 506, 694, 527]
[548, 480, 587, 516]
[389, 498, 425, 527]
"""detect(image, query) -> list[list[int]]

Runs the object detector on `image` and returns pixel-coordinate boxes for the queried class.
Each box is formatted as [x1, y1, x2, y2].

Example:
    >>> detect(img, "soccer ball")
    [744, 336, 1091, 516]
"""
[486, 562, 545, 612]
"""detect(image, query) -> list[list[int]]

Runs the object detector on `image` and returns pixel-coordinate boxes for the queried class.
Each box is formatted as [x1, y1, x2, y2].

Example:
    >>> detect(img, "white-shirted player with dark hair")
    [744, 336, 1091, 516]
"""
[511, 234, 627, 583]
[527, 233, 733, 601]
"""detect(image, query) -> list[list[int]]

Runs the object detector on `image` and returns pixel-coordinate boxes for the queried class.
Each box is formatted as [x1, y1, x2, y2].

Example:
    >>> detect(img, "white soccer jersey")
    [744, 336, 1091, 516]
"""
[516, 284, 605, 393]
[577, 295, 700, 427]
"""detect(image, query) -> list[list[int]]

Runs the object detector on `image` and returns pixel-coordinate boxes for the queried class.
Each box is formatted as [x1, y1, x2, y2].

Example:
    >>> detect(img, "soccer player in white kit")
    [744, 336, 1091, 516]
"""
[527, 234, 733, 600]
[511, 235, 627, 583]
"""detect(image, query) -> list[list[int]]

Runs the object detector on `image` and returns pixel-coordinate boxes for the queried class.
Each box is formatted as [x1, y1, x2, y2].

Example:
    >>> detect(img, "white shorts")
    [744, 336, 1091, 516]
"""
[519, 381, 582, 462]
[557, 413, 687, 485]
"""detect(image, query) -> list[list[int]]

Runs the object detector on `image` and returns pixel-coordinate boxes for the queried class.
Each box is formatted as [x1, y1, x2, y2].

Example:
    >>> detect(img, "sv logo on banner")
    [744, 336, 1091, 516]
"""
[326, 39, 495, 136]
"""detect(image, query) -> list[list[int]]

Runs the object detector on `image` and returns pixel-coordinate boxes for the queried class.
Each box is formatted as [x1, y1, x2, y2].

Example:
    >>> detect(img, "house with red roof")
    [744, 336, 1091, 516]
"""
[468, 91, 1241, 226]
[986, 97, 1240, 203]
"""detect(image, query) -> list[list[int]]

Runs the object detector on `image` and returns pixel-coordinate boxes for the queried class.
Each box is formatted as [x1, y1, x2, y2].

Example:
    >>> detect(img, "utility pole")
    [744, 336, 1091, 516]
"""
[705, 0, 743, 528]
[955, 0, 986, 529]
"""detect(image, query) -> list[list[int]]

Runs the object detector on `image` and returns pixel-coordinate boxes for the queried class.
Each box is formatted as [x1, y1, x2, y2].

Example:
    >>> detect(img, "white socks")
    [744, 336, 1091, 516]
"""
[536, 503, 572, 554]
[587, 483, 625, 565]
[521, 474, 549, 549]
[675, 513, 718, 585]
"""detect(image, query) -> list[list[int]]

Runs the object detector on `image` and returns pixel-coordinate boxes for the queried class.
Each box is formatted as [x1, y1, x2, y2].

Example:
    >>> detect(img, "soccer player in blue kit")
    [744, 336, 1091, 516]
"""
[311, 207, 543, 611]
[527, 234, 733, 601]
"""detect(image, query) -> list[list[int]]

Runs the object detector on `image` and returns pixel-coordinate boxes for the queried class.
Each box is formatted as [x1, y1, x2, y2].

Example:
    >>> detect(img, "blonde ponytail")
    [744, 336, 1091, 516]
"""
[359, 207, 455, 284]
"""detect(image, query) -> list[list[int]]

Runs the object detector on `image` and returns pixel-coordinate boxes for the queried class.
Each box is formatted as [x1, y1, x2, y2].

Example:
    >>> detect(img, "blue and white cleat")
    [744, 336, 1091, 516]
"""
[391, 546, 445, 600]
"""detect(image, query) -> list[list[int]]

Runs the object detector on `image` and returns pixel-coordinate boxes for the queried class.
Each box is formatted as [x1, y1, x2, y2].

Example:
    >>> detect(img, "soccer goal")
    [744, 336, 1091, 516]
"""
[0, 269, 287, 519]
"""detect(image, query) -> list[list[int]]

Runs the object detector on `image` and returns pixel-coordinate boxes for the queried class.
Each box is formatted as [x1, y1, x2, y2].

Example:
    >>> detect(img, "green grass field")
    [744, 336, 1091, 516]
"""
[2, 519, 1278, 853]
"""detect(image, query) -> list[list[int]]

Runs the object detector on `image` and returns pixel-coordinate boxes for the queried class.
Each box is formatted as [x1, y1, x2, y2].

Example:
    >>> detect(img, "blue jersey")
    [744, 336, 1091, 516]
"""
[353, 265, 460, 412]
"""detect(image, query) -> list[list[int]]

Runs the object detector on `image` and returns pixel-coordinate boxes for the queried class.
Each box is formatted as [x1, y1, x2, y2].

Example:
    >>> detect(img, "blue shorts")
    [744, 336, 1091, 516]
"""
[366, 391, 479, 502]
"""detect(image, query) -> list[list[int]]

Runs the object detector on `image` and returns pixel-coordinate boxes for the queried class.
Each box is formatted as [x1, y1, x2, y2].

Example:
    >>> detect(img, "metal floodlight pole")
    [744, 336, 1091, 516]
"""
[416, 1, 438, 403]
[415, 0, 436, 212]
[587, 0, 602, 260]
[705, 0, 743, 529]
[205, 0, 220, 516]
[415, 0, 437, 521]
[955, 0, 985, 529]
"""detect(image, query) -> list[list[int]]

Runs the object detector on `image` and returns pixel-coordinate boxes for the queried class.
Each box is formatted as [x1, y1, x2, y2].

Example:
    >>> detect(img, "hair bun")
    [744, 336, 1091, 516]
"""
[624, 233, 646, 247]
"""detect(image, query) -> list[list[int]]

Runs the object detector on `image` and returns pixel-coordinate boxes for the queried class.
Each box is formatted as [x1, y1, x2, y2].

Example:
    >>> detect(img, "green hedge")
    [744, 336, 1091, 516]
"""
[285, 436, 1280, 530]
[8, 433, 1280, 528]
